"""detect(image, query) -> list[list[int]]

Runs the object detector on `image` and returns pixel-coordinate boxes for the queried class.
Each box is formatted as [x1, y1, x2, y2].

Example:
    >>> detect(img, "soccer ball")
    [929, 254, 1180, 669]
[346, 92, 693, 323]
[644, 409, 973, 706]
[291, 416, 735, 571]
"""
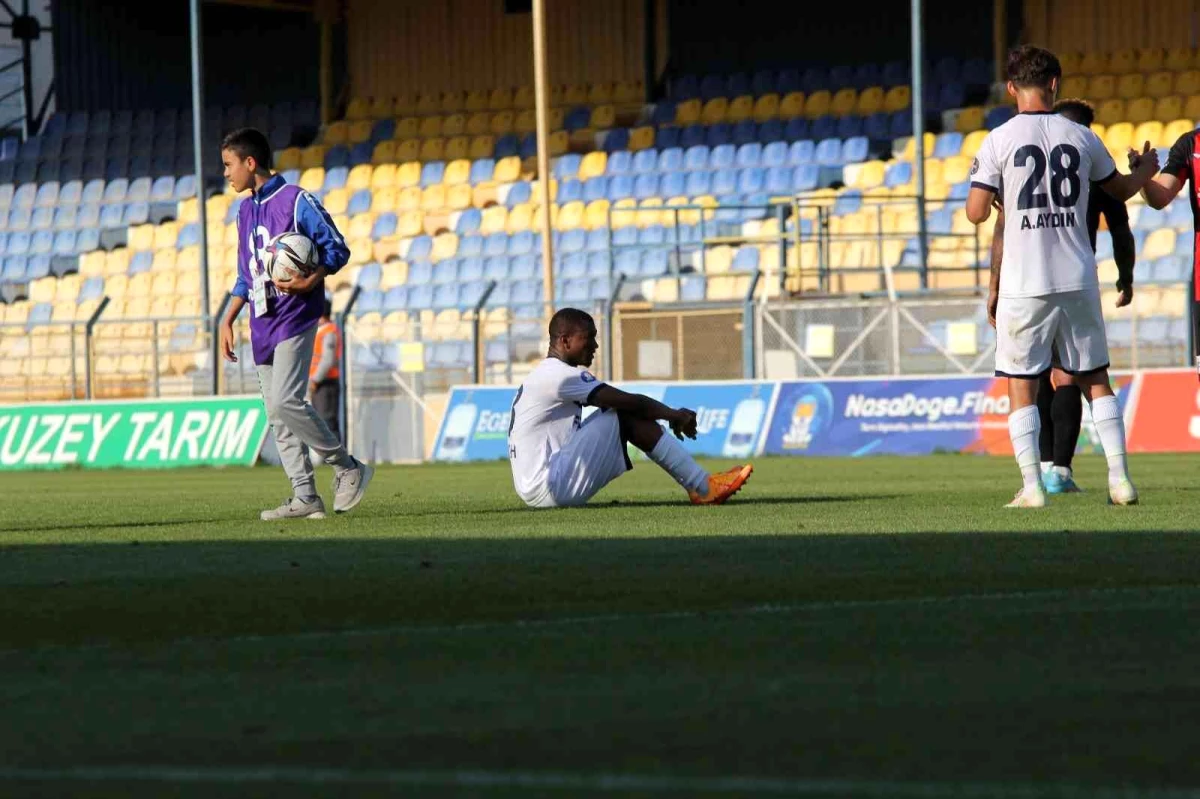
[267, 232, 317, 283]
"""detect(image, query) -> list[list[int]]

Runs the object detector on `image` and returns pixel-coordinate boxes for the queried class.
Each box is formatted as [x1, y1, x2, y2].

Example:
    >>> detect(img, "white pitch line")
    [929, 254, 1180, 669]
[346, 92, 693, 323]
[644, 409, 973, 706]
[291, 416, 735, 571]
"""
[6, 584, 1200, 656]
[0, 766, 1197, 798]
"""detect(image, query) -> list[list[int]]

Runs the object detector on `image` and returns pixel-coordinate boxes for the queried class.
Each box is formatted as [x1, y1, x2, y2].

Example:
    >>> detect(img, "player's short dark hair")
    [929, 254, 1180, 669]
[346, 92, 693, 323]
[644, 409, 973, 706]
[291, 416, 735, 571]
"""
[221, 127, 273, 170]
[1053, 98, 1095, 127]
[549, 307, 594, 340]
[1006, 45, 1062, 91]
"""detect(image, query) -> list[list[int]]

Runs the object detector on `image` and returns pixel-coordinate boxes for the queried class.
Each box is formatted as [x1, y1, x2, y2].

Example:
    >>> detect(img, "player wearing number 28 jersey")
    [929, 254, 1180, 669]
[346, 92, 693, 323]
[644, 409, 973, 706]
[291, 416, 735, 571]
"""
[966, 45, 1158, 508]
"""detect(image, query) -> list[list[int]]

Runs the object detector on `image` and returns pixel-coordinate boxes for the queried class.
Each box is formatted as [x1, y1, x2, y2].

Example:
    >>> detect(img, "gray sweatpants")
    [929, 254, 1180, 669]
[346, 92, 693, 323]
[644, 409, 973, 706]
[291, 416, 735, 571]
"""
[256, 324, 354, 496]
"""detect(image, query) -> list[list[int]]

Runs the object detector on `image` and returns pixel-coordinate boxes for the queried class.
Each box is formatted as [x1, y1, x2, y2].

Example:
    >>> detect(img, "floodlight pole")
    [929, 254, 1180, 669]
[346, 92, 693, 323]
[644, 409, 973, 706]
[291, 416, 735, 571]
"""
[911, 0, 929, 289]
[532, 0, 556, 321]
[189, 0, 211, 326]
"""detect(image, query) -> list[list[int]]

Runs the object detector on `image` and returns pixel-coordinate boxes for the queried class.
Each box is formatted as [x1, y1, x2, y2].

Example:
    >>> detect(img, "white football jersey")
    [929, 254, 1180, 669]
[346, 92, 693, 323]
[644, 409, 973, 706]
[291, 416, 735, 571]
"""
[508, 357, 605, 505]
[972, 111, 1117, 298]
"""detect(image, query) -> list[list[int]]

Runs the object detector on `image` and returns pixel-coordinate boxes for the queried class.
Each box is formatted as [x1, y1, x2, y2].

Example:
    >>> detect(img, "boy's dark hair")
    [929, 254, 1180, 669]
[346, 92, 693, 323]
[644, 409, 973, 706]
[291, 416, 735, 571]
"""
[1006, 45, 1062, 90]
[1053, 98, 1095, 127]
[221, 127, 273, 170]
[549, 307, 594, 340]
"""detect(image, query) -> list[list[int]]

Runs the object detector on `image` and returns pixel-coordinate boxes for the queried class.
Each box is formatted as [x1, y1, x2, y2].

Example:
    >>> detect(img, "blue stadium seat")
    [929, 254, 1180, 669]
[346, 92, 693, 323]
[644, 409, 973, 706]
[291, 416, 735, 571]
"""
[836, 116, 864, 140]
[632, 148, 658, 174]
[324, 166, 349, 191]
[128, 250, 153, 274]
[382, 286, 407, 312]
[680, 276, 706, 302]
[33, 182, 59, 208]
[585, 229, 609, 252]
[834, 189, 863, 216]
[651, 102, 677, 126]
[564, 106, 592, 132]
[732, 120, 758, 145]
[176, 222, 201, 249]
[811, 116, 838, 141]
[608, 174, 636, 201]
[984, 106, 1015, 129]
[712, 168, 738, 196]
[732, 246, 760, 272]
[889, 112, 913, 138]
[737, 167, 765, 194]
[613, 226, 639, 247]
[638, 225, 667, 246]
[509, 230, 535, 256]
[347, 189, 372, 216]
[814, 138, 843, 165]
[459, 256, 485, 282]
[51, 206, 77, 231]
[685, 170, 712, 196]
[751, 69, 776, 97]
[792, 165, 820, 192]
[459, 233, 485, 257]
[784, 117, 809, 142]
[560, 252, 588, 279]
[149, 176, 175, 202]
[483, 255, 509, 282]
[174, 175, 198, 201]
[26, 255, 51, 280]
[603, 129, 630, 153]
[8, 206, 31, 230]
[407, 261, 433, 285]
[683, 145, 709, 172]
[661, 171, 687, 197]
[710, 144, 736, 170]
[885, 161, 913, 188]
[128, 177, 152, 203]
[842, 136, 869, 164]
[554, 154, 581, 180]
[511, 279, 540, 306]
[50, 230, 76, 256]
[607, 150, 633, 176]
[558, 179, 584, 204]
[510, 254, 538, 281]
[582, 177, 608, 204]
[519, 134, 539, 159]
[324, 145, 350, 169]
[947, 181, 970, 200]
[356, 289, 383, 314]
[935, 84, 966, 113]
[407, 284, 434, 309]
[356, 263, 382, 290]
[680, 125, 707, 149]
[123, 203, 150, 226]
[469, 158, 495, 184]
[0, 255, 25, 283]
[456, 208, 482, 235]
[765, 166, 792, 195]
[757, 119, 785, 143]
[706, 124, 733, 148]
[801, 67, 829, 93]
[962, 58, 991, 87]
[655, 126, 681, 149]
[225, 197, 244, 225]
[933, 132, 964, 159]
[585, 252, 609, 278]
[370, 119, 396, 144]
[371, 213, 398, 239]
[559, 228, 586, 253]
[736, 143, 762, 168]
[98, 204, 123, 229]
[673, 75, 699, 100]
[483, 233, 508, 257]
[12, 182, 36, 208]
[409, 235, 433, 261]
[78, 275, 104, 302]
[421, 161, 446, 188]
[633, 173, 659, 200]
[505, 181, 532, 206]
[432, 260, 459, 285]
[30, 230, 54, 255]
[29, 207, 52, 230]
[830, 65, 855, 88]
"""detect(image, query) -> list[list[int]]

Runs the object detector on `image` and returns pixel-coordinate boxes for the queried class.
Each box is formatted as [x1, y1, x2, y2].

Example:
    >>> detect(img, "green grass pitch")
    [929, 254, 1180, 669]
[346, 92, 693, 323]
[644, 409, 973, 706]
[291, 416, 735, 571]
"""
[3, 454, 1200, 798]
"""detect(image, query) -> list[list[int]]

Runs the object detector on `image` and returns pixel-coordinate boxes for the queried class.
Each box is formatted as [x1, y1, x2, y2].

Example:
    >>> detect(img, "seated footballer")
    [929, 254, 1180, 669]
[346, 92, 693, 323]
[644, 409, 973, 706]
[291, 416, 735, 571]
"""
[507, 308, 752, 508]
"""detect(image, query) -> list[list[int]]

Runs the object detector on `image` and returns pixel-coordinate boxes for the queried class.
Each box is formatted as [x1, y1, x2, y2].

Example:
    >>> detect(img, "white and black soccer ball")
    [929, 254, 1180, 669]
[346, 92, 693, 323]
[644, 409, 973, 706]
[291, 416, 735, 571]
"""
[267, 232, 318, 282]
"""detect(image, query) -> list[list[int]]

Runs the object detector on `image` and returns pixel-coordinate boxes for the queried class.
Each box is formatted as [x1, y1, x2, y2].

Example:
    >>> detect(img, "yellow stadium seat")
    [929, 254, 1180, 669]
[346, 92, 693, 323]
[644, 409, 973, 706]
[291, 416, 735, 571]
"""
[468, 111, 494, 137]
[324, 121, 349, 145]
[431, 232, 458, 261]
[443, 159, 471, 187]
[397, 210, 423, 237]
[1166, 48, 1195, 71]
[151, 270, 176, 297]
[371, 140, 396, 166]
[1095, 99, 1126, 126]
[446, 184, 472, 211]
[442, 113, 466, 138]
[464, 90, 488, 112]
[559, 84, 584, 105]
[479, 205, 507, 234]
[804, 90, 831, 119]
[1104, 122, 1133, 152]
[856, 87, 884, 116]
[300, 145, 326, 169]
[379, 261, 408, 289]
[548, 130, 569, 157]
[675, 99, 701, 125]
[1079, 52, 1109, 74]
[29, 275, 55, 303]
[1164, 119, 1194, 146]
[469, 136, 495, 159]
[1087, 74, 1116, 101]
[614, 80, 642, 104]
[753, 94, 780, 122]
[1109, 49, 1136, 74]
[1161, 286, 1188, 317]
[896, 132, 934, 161]
[79, 251, 106, 276]
[1059, 75, 1088, 99]
[577, 151, 607, 181]
[1155, 96, 1184, 123]
[369, 96, 394, 119]
[127, 272, 152, 299]
[954, 106, 984, 134]
[1185, 95, 1200, 122]
[943, 155, 972, 184]
[1179, 72, 1200, 98]
[104, 274, 129, 301]
[299, 167, 325, 193]
[472, 184, 499, 208]
[1145, 71, 1175, 99]
[275, 148, 301, 171]
[150, 249, 176, 272]
[415, 116, 440, 139]
[370, 186, 397, 214]
[440, 91, 465, 114]
[883, 85, 911, 114]
[445, 136, 469, 160]
[513, 86, 535, 108]
[395, 186, 421, 212]
[513, 109, 537, 135]
[1143, 228, 1177, 260]
[779, 92, 805, 119]
[490, 111, 514, 136]
[1126, 98, 1155, 125]
[588, 82, 614, 105]
[700, 97, 728, 125]
[367, 163, 396, 190]
[1116, 73, 1145, 101]
[505, 203, 535, 233]
[421, 185, 446, 211]
[583, 199, 610, 230]
[322, 188, 349, 216]
[591, 104, 617, 129]
[153, 223, 178, 251]
[393, 93, 418, 116]
[724, 95, 753, 124]
[556, 201, 585, 230]
[488, 87, 514, 110]
[395, 117, 420, 140]
[831, 88, 857, 116]
[346, 164, 374, 192]
[487, 156, 517, 185]
[346, 98, 370, 121]
[127, 224, 155, 251]
[1138, 48, 1165, 72]
[419, 138, 444, 161]
[348, 120, 372, 144]
[1058, 52, 1082, 73]
[629, 126, 655, 151]
[348, 213, 375, 240]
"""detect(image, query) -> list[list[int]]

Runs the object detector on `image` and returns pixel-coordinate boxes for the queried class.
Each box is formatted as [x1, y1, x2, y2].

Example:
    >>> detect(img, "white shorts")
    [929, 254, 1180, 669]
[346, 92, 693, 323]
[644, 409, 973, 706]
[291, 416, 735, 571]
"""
[537, 409, 632, 508]
[995, 288, 1109, 378]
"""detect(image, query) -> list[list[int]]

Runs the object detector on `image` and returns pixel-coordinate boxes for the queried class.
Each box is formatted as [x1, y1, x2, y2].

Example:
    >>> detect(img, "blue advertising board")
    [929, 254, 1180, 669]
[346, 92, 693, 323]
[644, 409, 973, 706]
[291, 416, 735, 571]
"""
[433, 385, 518, 462]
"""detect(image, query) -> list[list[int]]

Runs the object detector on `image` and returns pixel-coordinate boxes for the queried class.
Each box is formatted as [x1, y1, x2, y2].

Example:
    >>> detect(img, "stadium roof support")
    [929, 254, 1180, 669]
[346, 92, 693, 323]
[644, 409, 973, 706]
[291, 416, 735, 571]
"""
[911, 0, 929, 287]
[189, 0, 211, 326]
[532, 0, 556, 323]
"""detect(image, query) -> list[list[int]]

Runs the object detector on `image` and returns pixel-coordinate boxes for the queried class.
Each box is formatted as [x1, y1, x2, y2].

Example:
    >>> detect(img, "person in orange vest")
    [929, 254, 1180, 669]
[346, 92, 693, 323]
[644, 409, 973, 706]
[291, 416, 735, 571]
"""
[309, 297, 342, 442]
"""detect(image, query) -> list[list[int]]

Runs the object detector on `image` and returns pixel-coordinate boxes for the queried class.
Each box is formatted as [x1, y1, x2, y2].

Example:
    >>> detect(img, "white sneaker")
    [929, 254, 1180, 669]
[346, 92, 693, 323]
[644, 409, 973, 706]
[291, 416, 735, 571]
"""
[261, 496, 327, 520]
[1005, 484, 1047, 508]
[1108, 477, 1139, 506]
[333, 458, 374, 513]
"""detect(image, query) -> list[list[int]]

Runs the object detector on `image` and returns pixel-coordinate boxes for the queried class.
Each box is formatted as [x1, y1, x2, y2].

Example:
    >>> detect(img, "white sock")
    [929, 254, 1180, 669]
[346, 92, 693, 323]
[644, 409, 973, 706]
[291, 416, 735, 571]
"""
[1089, 394, 1129, 483]
[1040, 460, 1054, 473]
[1053, 465, 1072, 479]
[1008, 405, 1043, 490]
[648, 434, 709, 494]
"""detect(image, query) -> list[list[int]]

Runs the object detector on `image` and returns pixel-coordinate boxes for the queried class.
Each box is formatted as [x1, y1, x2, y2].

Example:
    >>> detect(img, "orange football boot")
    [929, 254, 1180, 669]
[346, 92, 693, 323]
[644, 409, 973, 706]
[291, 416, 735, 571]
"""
[689, 464, 753, 505]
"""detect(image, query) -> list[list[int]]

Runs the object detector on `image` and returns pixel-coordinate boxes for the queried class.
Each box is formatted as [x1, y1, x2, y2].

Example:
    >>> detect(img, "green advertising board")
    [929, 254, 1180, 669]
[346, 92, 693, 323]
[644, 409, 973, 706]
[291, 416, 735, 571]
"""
[0, 396, 269, 470]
